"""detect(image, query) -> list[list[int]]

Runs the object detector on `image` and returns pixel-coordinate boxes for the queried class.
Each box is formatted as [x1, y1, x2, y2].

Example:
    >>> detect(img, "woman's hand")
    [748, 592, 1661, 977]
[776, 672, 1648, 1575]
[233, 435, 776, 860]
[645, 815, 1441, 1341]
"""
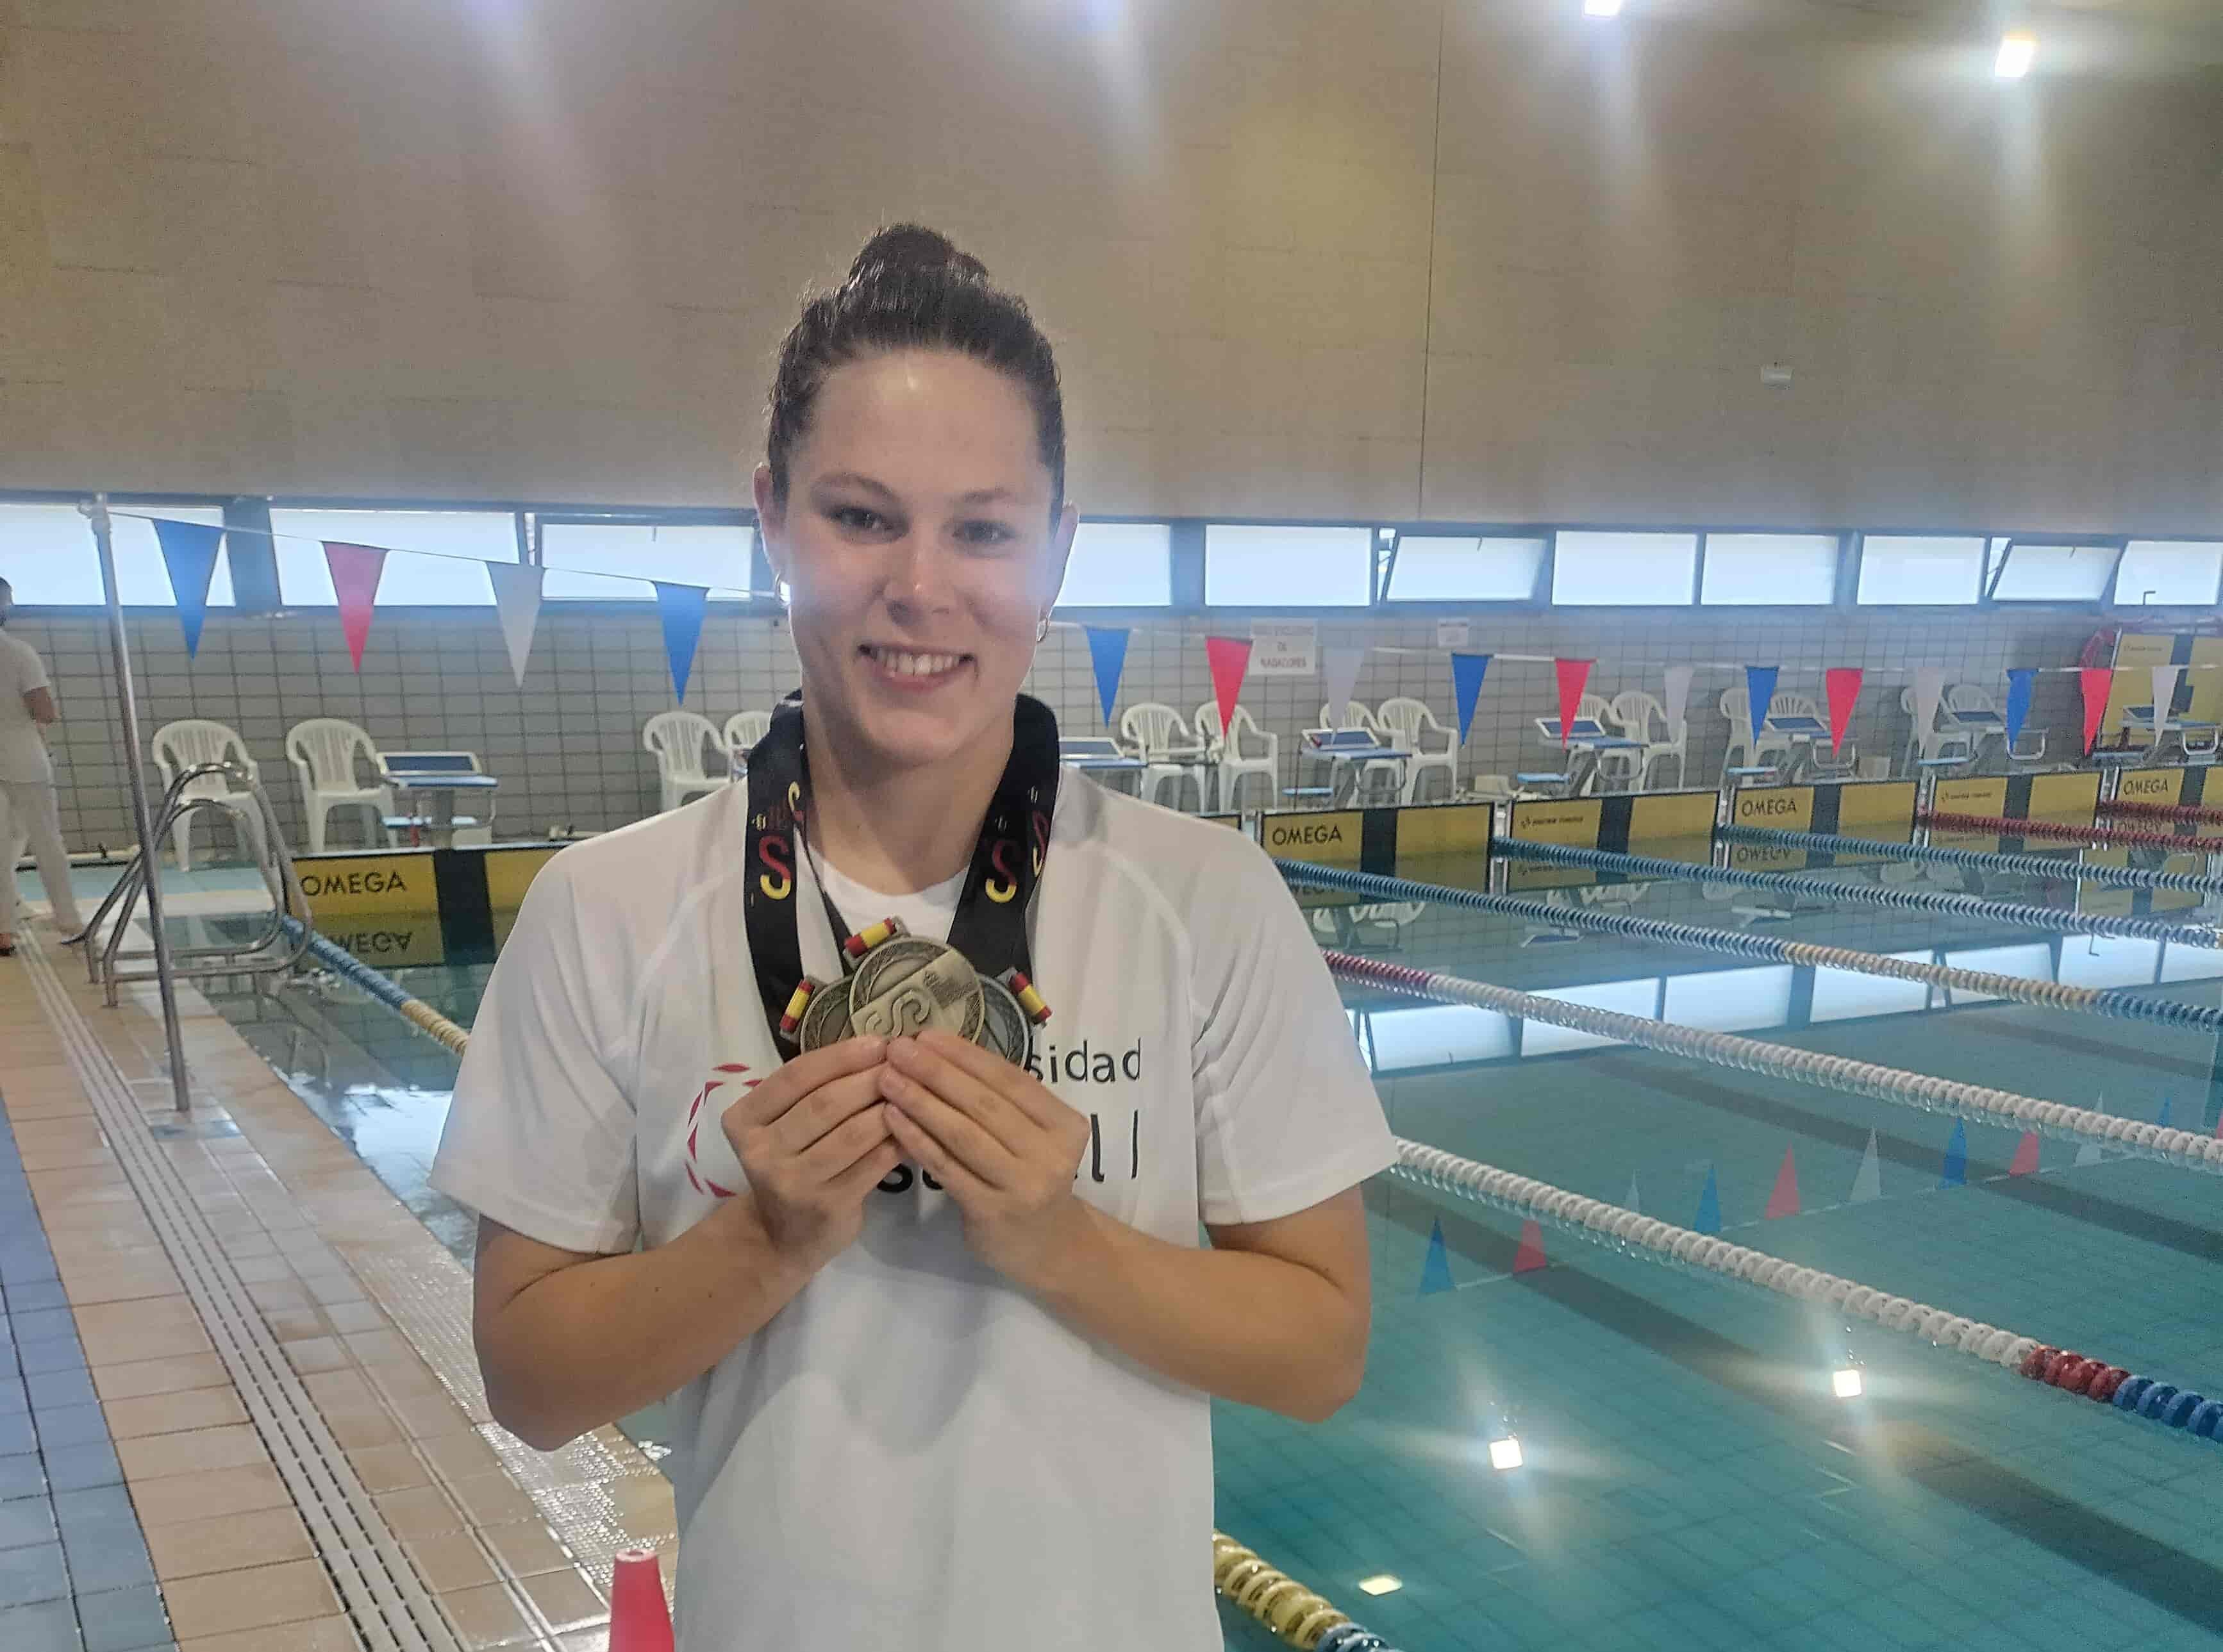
[877, 1031, 1092, 1290]
[722, 1036, 901, 1276]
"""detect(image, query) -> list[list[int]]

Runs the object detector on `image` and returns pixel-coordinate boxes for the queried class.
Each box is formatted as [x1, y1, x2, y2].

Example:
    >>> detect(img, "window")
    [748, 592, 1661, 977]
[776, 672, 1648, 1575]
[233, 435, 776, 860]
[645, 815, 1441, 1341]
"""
[1661, 965, 1795, 1031]
[1856, 535, 1986, 605]
[1988, 541, 2120, 603]
[0, 502, 233, 606]
[1384, 536, 1547, 603]
[1365, 1004, 1517, 1070]
[1204, 525, 1372, 607]
[2058, 937, 2159, 989]
[2115, 540, 2223, 608]
[1055, 522, 1172, 608]
[271, 508, 518, 605]
[1551, 531, 1698, 606]
[1699, 534, 1838, 606]
[542, 522, 755, 601]
[1810, 951, 1935, 1021]
[2158, 940, 2223, 983]
[1523, 978, 1660, 1053]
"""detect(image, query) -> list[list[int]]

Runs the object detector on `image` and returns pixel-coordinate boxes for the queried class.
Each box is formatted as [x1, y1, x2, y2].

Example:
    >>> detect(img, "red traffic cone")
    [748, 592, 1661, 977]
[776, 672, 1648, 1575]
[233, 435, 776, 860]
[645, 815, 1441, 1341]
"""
[1511, 1219, 1548, 1274]
[611, 1547, 675, 1652]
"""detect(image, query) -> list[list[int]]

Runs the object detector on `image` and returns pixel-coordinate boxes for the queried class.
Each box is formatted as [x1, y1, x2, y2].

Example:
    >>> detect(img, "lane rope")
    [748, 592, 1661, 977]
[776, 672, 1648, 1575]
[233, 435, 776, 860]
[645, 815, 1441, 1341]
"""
[1322, 949, 2223, 1175]
[1279, 860, 2223, 1032]
[1497, 839, 2223, 946]
[1719, 822, 2223, 897]
[1919, 811, 2223, 855]
[2105, 799, 2223, 829]
[1390, 1136, 2222, 1445]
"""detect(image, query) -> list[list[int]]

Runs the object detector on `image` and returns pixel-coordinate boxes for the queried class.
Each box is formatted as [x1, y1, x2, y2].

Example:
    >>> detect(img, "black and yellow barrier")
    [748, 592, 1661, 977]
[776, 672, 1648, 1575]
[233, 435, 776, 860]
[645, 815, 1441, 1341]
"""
[1251, 800, 1492, 873]
[1719, 780, 1917, 873]
[291, 842, 563, 964]
[2109, 765, 2217, 812]
[1501, 789, 1715, 889]
[1924, 771, 2101, 855]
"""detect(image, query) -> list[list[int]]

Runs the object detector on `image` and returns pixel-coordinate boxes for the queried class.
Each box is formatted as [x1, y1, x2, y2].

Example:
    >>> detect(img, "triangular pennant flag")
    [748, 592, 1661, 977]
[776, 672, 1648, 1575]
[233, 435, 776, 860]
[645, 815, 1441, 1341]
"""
[653, 581, 709, 702]
[2004, 669, 2035, 752]
[2079, 666, 2113, 755]
[1419, 1219, 1455, 1296]
[2156, 1092, 2173, 1130]
[323, 542, 387, 671]
[1939, 1119, 1968, 1188]
[1204, 635, 1251, 738]
[1084, 626, 1130, 724]
[1661, 664, 1694, 734]
[1763, 1146, 1801, 1219]
[1823, 668, 1863, 756]
[2074, 1142, 2104, 1168]
[1744, 665, 1779, 737]
[1624, 1174, 1641, 1215]
[1849, 1131, 1882, 1204]
[152, 519, 224, 660]
[2152, 664, 2184, 738]
[1511, 1219, 1548, 1274]
[1692, 1164, 1722, 1235]
[1451, 653, 1491, 746]
[1913, 666, 1947, 755]
[1554, 658, 1593, 747]
[2008, 1131, 2041, 1177]
[485, 562, 544, 687]
[1322, 647, 1365, 733]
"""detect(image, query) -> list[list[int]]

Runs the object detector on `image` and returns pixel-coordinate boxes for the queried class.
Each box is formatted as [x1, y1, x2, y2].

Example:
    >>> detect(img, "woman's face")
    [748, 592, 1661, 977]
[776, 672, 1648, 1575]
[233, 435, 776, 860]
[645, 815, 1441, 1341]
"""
[756, 349, 1074, 778]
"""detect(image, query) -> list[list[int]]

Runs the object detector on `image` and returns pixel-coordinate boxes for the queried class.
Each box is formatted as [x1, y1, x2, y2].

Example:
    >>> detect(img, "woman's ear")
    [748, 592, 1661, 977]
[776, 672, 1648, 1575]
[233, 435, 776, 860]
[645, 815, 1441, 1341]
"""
[752, 463, 789, 595]
[1044, 501, 1079, 610]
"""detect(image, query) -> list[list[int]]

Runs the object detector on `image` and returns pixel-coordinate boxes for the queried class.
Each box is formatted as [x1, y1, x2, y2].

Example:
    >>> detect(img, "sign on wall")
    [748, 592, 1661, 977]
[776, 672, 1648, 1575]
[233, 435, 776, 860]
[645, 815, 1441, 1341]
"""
[1436, 618, 1471, 649]
[1250, 621, 1318, 677]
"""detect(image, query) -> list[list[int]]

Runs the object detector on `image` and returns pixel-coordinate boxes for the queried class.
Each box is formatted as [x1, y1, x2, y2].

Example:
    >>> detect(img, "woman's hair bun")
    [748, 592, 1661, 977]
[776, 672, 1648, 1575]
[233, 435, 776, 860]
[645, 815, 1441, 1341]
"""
[847, 223, 989, 283]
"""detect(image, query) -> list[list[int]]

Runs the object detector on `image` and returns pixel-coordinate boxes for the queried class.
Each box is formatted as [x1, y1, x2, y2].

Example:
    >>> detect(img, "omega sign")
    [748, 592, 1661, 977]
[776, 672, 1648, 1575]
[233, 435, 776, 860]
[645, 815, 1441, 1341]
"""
[1736, 794, 1803, 820]
[299, 867, 413, 899]
[1267, 821, 1345, 849]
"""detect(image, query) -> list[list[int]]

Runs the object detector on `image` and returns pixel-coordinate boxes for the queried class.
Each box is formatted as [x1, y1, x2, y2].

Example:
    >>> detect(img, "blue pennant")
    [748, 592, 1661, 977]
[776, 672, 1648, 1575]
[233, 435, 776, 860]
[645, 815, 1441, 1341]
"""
[1940, 1119, 1968, 1188]
[1692, 1165, 1722, 1235]
[1085, 626, 1130, 724]
[654, 581, 708, 702]
[152, 519, 225, 660]
[1419, 1219, 1455, 1296]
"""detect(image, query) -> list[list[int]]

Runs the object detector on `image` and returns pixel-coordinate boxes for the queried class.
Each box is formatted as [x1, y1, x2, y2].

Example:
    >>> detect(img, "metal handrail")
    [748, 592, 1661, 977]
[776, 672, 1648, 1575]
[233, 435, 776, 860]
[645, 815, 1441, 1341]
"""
[88, 760, 317, 1006]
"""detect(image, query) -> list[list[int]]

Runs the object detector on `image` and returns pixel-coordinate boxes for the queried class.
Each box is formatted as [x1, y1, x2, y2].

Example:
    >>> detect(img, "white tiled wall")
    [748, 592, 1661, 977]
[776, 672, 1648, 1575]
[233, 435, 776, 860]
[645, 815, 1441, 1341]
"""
[13, 605, 2101, 856]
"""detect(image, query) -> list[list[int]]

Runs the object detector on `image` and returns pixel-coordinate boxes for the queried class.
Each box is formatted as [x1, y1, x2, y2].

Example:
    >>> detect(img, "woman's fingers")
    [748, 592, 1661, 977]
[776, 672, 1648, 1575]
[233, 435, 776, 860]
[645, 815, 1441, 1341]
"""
[878, 1064, 1016, 1186]
[797, 1102, 896, 1181]
[913, 1030, 1072, 1131]
[731, 1037, 887, 1131]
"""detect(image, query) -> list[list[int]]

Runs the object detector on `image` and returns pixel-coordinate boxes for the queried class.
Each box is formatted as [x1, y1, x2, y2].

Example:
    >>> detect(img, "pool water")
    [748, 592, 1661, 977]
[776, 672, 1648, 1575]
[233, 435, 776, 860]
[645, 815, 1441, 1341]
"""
[192, 849, 2223, 1651]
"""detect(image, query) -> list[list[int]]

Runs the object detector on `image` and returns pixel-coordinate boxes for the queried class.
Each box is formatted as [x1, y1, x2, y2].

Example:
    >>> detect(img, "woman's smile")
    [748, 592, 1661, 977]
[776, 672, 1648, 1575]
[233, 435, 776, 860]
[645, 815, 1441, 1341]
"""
[859, 641, 976, 692]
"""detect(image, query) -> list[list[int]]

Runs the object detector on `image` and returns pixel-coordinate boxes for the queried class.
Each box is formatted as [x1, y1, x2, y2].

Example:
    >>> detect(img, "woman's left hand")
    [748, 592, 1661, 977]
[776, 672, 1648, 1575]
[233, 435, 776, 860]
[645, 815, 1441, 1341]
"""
[877, 1030, 1092, 1290]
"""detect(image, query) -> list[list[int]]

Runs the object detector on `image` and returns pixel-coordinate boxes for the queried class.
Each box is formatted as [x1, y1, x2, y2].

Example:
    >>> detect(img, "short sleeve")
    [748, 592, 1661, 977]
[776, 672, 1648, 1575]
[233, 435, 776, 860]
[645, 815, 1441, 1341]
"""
[1189, 843, 1397, 1226]
[6, 640, 46, 696]
[429, 858, 641, 1253]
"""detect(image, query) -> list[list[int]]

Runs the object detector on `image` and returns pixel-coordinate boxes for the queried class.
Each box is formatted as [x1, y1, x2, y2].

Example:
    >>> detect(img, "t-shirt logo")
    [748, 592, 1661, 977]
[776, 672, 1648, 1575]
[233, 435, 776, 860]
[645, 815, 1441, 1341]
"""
[684, 1063, 758, 1199]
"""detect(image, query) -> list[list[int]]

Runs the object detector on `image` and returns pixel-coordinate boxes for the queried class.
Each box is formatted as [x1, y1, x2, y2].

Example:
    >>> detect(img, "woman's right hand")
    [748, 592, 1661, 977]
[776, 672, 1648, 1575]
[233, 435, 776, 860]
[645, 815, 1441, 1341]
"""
[721, 1035, 900, 1274]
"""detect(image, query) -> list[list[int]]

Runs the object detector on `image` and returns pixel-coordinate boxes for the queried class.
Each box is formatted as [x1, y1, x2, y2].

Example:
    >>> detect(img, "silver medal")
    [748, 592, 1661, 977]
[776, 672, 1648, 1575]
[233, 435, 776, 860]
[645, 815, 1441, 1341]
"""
[797, 972, 856, 1052]
[973, 971, 1031, 1065]
[847, 937, 985, 1042]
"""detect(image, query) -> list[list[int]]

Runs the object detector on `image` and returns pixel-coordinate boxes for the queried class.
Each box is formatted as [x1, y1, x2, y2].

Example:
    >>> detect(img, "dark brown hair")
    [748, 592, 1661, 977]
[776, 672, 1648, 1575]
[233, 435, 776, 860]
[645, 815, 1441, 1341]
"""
[765, 225, 1065, 517]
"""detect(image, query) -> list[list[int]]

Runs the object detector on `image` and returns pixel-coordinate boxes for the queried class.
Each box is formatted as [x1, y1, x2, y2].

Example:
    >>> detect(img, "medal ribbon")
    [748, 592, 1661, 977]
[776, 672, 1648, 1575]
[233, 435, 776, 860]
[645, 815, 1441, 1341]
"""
[742, 694, 1060, 1049]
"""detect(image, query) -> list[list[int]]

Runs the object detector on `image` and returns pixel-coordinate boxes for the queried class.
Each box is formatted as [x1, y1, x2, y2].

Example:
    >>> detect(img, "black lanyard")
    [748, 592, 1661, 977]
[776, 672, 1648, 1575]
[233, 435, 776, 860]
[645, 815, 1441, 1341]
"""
[742, 694, 1060, 1049]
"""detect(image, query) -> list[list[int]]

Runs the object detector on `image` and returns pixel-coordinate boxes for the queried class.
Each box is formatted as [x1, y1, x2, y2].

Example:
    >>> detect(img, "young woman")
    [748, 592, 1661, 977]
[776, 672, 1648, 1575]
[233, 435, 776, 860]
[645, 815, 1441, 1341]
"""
[433, 226, 1395, 1649]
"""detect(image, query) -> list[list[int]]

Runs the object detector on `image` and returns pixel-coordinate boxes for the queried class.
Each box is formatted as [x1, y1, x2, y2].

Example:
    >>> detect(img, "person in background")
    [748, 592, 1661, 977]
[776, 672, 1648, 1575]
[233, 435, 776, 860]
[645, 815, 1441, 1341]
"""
[0, 576, 88, 956]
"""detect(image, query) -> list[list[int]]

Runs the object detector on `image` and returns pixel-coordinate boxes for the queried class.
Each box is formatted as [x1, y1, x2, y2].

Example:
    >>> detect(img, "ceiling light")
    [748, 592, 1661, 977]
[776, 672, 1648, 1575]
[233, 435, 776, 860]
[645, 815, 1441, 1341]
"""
[1995, 32, 2035, 79]
[1488, 1434, 1525, 1471]
[1357, 1574, 1404, 1597]
[1833, 1365, 1864, 1399]
[1583, 0, 1624, 16]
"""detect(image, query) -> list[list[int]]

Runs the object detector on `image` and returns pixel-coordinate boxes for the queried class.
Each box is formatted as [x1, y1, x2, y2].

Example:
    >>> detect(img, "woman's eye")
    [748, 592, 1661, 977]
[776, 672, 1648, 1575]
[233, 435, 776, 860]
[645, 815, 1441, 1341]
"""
[829, 506, 889, 534]
[954, 520, 1016, 548]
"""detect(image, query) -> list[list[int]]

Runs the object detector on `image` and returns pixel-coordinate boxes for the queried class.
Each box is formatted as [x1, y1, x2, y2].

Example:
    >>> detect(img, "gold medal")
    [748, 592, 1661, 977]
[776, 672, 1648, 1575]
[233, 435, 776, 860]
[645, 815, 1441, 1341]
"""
[847, 937, 985, 1042]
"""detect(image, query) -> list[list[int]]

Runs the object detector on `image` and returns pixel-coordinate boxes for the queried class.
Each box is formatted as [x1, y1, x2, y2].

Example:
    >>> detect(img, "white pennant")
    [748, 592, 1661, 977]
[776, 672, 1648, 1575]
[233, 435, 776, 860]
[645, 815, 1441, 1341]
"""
[487, 561, 545, 687]
[2152, 663, 2184, 738]
[1661, 665, 1695, 733]
[1321, 646, 1365, 728]
[1912, 666, 1946, 750]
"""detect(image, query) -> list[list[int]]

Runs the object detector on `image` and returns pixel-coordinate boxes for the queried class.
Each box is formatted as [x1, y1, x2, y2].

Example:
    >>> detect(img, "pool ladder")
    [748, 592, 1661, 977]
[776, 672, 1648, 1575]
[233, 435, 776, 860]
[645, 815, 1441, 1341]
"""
[78, 760, 318, 1006]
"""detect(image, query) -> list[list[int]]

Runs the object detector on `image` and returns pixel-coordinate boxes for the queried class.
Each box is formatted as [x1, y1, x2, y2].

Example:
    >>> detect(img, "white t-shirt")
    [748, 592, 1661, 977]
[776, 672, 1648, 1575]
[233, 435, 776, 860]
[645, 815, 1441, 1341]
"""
[0, 630, 55, 783]
[430, 776, 1396, 1651]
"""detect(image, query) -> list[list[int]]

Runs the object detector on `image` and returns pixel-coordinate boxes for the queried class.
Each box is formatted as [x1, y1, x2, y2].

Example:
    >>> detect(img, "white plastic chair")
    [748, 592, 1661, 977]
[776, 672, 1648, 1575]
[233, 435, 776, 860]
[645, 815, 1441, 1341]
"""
[723, 711, 772, 781]
[1608, 691, 1687, 791]
[1317, 701, 1403, 803]
[285, 718, 395, 854]
[1578, 693, 1642, 792]
[1899, 686, 1975, 774]
[1720, 687, 1797, 777]
[1194, 702, 1279, 812]
[1374, 697, 1458, 803]
[1120, 703, 1208, 810]
[149, 719, 267, 872]
[643, 711, 724, 813]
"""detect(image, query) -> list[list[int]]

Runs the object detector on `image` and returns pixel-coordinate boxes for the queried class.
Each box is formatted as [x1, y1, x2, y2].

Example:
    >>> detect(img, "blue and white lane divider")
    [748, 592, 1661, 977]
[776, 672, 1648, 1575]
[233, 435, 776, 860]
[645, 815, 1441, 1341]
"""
[1277, 861, 2223, 1033]
[1717, 822, 2223, 897]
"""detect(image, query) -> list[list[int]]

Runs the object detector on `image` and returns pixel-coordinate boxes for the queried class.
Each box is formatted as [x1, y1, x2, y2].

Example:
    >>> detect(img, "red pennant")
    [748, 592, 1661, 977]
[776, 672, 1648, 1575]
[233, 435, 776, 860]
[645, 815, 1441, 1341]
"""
[1554, 658, 1594, 748]
[1511, 1219, 1547, 1274]
[2079, 666, 2114, 755]
[1763, 1146, 1801, 1219]
[1824, 667, 1863, 756]
[1204, 636, 1251, 740]
[324, 542, 387, 672]
[2009, 1131, 2041, 1176]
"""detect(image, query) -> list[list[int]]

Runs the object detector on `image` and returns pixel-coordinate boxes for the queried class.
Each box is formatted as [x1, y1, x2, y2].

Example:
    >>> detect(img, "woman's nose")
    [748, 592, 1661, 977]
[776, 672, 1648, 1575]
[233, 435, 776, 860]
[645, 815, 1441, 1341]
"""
[882, 534, 954, 613]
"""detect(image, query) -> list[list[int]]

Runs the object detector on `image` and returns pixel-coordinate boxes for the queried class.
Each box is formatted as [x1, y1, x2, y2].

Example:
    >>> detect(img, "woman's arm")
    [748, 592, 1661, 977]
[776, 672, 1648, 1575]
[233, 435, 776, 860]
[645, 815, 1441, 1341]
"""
[24, 685, 56, 726]
[878, 1032, 1372, 1423]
